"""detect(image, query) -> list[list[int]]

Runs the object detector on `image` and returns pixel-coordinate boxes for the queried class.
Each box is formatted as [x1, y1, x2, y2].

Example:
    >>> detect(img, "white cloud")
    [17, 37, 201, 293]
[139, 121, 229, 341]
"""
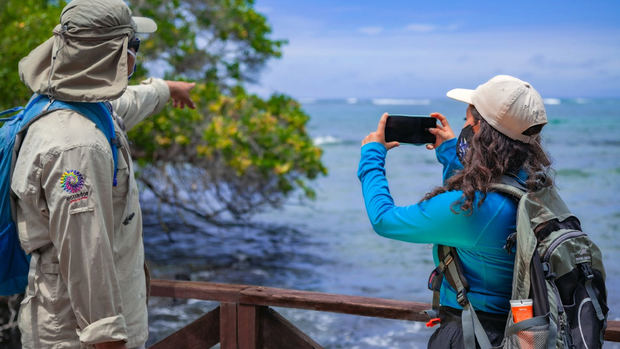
[257, 27, 620, 98]
[404, 23, 436, 33]
[358, 26, 383, 35]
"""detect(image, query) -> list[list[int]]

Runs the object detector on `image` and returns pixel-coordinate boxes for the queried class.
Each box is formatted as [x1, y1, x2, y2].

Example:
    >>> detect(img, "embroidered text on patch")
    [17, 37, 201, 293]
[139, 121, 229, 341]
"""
[60, 170, 85, 193]
[66, 191, 88, 204]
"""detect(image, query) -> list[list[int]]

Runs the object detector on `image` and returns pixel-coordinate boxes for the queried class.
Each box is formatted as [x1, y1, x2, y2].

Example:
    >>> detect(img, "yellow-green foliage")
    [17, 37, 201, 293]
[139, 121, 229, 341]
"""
[129, 83, 326, 201]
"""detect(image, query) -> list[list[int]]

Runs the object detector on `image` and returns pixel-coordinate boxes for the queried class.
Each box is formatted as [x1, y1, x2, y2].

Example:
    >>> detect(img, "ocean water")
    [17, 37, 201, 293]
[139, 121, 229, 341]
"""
[144, 98, 620, 348]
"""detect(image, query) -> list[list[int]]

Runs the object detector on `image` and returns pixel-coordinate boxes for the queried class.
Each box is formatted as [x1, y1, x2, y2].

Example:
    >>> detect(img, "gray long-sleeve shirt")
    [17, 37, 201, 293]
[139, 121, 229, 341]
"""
[12, 78, 169, 348]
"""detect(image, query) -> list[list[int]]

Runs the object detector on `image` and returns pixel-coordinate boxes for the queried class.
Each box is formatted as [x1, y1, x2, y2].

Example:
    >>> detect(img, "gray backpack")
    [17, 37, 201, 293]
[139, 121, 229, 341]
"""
[427, 176, 608, 348]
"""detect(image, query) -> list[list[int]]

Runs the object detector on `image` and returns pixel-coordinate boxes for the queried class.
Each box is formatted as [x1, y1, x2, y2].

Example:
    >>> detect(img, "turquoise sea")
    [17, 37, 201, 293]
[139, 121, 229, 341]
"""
[145, 97, 620, 348]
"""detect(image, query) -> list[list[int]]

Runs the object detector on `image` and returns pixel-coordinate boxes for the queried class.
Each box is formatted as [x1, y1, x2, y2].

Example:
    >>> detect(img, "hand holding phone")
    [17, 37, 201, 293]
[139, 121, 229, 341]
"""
[384, 115, 437, 145]
[426, 112, 456, 150]
[361, 113, 401, 150]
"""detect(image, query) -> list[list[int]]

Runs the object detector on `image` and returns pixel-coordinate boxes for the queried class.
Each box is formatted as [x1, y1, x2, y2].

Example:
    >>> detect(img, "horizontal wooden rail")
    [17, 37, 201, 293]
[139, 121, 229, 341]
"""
[150, 279, 428, 322]
[150, 279, 620, 342]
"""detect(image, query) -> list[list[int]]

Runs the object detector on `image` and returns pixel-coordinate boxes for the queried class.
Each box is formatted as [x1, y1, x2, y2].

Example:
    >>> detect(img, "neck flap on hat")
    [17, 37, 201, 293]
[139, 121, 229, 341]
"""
[18, 1, 136, 102]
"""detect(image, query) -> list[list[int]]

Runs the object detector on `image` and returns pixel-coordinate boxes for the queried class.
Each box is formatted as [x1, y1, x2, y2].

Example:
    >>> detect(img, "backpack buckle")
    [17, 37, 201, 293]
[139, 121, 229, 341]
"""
[542, 262, 556, 280]
[579, 263, 594, 280]
[456, 290, 469, 307]
[542, 262, 549, 274]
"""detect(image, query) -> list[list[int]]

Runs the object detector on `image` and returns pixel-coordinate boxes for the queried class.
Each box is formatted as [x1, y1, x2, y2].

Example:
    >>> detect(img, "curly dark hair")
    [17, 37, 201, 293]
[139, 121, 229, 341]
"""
[422, 106, 553, 214]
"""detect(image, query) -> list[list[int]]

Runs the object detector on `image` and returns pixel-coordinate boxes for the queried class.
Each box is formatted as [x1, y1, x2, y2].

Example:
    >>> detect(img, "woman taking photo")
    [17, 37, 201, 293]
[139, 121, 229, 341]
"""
[358, 75, 550, 347]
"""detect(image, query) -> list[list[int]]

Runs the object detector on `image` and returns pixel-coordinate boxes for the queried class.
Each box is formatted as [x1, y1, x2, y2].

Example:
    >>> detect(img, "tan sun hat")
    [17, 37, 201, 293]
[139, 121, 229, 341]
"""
[18, 0, 157, 102]
[446, 75, 547, 144]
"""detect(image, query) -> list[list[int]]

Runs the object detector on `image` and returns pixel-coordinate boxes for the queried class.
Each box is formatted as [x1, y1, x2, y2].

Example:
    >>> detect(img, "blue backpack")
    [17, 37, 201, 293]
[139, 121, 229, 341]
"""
[0, 94, 119, 296]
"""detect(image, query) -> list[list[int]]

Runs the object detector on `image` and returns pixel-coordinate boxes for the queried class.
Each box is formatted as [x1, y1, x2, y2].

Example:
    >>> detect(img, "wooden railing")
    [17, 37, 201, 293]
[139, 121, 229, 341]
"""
[148, 279, 620, 348]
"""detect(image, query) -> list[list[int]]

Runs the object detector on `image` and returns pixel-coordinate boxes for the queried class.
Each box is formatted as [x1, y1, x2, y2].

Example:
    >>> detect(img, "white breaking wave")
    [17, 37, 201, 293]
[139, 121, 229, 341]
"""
[575, 98, 590, 104]
[346, 97, 358, 104]
[313, 135, 342, 146]
[543, 98, 561, 105]
[372, 98, 430, 106]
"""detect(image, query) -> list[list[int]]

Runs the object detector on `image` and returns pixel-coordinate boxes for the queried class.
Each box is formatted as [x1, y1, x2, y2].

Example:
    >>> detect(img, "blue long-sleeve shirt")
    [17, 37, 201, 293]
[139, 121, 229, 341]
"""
[357, 139, 516, 313]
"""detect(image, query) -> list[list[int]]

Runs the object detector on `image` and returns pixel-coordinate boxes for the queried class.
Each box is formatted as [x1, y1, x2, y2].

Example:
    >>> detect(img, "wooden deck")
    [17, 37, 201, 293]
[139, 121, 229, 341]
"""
[148, 279, 620, 348]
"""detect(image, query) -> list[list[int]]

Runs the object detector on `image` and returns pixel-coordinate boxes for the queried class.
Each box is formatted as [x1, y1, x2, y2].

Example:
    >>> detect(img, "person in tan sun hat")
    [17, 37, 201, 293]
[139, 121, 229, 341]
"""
[12, 0, 195, 348]
[359, 75, 553, 347]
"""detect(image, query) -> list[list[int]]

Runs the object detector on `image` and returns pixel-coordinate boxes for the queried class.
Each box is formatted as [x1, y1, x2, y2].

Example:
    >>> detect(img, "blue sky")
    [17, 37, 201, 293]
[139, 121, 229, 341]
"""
[249, 0, 620, 99]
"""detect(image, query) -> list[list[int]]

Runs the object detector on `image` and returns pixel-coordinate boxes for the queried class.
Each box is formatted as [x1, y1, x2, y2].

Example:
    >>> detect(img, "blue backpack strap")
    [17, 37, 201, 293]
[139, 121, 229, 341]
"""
[0, 94, 46, 123]
[0, 95, 118, 296]
[45, 99, 119, 186]
[0, 94, 49, 295]
[0, 107, 25, 121]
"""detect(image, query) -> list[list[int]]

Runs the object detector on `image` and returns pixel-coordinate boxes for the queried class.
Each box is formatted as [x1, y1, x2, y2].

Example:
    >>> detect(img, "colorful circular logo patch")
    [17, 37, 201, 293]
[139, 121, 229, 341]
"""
[60, 170, 85, 193]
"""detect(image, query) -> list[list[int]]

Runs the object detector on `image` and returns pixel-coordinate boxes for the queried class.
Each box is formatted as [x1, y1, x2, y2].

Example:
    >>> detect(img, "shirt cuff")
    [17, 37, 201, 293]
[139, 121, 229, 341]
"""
[435, 137, 457, 164]
[140, 78, 171, 115]
[361, 141, 387, 155]
[76, 315, 128, 345]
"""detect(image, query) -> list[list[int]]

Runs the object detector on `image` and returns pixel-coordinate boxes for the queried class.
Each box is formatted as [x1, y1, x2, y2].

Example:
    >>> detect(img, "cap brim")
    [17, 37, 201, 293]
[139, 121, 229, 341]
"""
[132, 16, 157, 33]
[446, 88, 474, 104]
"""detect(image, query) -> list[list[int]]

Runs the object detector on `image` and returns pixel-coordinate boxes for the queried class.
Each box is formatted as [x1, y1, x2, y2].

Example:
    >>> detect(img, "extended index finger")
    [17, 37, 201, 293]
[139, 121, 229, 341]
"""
[376, 112, 389, 134]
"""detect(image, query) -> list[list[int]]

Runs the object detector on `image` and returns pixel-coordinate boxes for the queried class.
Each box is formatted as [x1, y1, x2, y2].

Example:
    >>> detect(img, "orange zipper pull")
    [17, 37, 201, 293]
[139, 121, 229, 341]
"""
[426, 317, 441, 327]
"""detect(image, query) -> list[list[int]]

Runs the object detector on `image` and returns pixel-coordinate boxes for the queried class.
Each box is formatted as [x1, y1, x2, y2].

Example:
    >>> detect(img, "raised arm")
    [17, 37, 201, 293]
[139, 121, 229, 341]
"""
[359, 113, 480, 248]
[357, 142, 481, 248]
[109, 78, 196, 131]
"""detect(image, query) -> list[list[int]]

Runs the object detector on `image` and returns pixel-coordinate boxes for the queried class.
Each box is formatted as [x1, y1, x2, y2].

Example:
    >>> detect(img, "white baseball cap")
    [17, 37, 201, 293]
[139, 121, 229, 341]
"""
[447, 75, 547, 144]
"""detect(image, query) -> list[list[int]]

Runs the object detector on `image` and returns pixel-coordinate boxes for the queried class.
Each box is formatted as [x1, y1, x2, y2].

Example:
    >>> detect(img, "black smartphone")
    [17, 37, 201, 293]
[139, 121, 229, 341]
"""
[385, 115, 436, 145]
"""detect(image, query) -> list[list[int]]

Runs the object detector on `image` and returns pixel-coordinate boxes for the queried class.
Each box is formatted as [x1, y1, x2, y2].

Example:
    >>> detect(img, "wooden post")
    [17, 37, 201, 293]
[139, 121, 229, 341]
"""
[238, 304, 261, 349]
[220, 302, 238, 349]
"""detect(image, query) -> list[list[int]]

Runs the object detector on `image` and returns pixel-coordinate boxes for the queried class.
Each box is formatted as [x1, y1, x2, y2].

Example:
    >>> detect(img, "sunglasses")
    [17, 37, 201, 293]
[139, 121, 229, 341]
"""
[128, 36, 141, 53]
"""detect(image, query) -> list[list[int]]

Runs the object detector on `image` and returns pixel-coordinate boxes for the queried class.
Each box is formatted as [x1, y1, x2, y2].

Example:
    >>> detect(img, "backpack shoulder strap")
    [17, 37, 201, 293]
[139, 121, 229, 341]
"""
[436, 245, 492, 349]
[0, 95, 50, 296]
[35, 97, 119, 186]
[436, 245, 470, 301]
[490, 175, 527, 199]
[0, 107, 25, 121]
